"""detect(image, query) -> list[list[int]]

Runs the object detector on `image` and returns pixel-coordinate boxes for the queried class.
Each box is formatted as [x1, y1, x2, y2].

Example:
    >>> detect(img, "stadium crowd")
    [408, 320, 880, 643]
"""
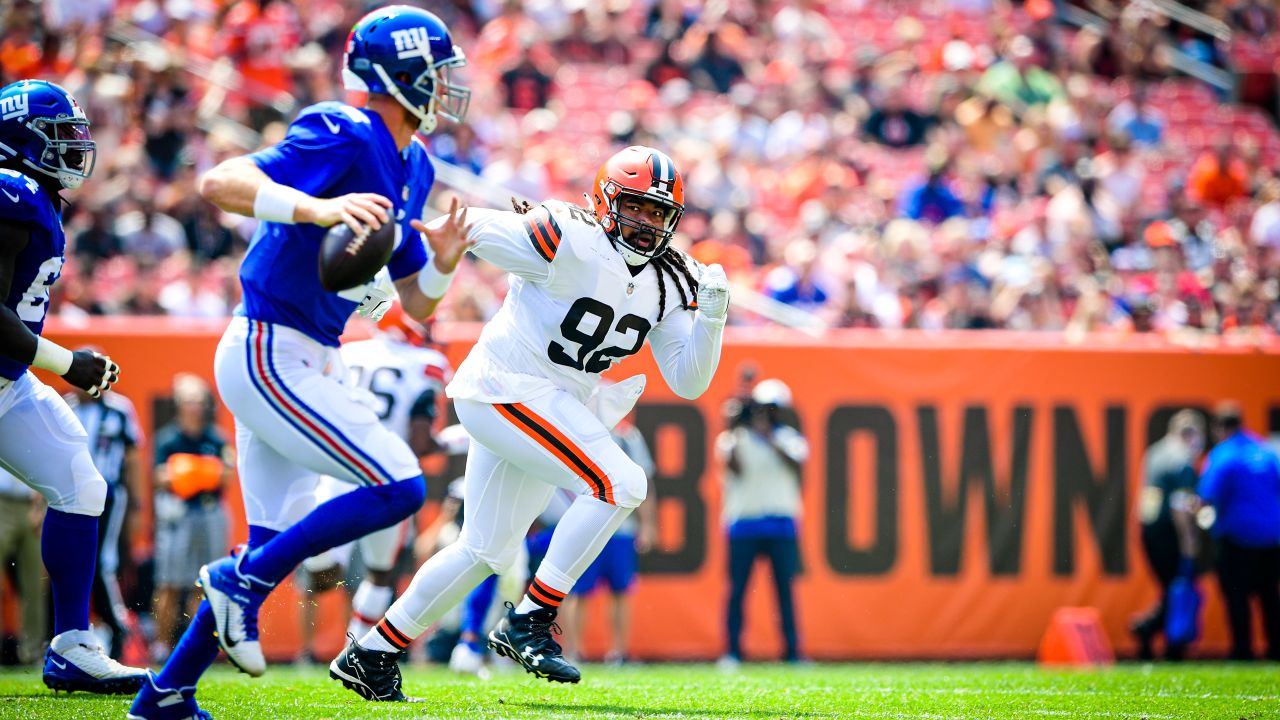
[1, 0, 1279, 341]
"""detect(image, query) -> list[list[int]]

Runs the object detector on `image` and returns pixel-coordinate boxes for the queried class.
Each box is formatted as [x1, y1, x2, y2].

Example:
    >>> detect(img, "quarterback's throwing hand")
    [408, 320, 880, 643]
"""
[696, 263, 730, 320]
[355, 268, 397, 322]
[297, 192, 393, 235]
[65, 350, 120, 398]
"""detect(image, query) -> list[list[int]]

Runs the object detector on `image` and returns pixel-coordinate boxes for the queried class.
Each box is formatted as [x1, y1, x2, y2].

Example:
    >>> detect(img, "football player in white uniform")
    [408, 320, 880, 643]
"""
[299, 304, 453, 649]
[331, 145, 727, 699]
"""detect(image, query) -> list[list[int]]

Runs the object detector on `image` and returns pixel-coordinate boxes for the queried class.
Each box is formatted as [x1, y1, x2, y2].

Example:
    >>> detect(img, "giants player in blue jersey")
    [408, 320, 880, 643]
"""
[0, 79, 149, 695]
[128, 7, 474, 719]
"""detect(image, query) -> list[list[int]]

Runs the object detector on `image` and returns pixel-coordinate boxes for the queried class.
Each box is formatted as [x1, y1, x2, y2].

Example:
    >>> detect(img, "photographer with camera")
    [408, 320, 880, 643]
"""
[716, 378, 808, 668]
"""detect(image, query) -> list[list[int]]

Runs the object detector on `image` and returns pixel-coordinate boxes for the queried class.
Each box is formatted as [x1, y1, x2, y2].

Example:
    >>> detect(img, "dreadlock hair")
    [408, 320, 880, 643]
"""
[651, 247, 700, 322]
[511, 197, 534, 214]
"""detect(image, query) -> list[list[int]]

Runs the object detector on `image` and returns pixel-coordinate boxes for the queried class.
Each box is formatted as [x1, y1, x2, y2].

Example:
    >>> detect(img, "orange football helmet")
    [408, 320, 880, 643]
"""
[590, 145, 685, 266]
[376, 301, 433, 346]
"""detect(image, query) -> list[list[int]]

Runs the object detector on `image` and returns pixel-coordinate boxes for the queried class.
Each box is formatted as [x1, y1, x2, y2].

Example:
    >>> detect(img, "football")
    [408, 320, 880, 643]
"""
[318, 220, 397, 292]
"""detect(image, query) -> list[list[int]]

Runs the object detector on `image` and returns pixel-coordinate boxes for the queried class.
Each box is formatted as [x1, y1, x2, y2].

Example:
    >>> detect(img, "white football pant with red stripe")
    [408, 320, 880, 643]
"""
[373, 389, 646, 646]
[214, 317, 421, 532]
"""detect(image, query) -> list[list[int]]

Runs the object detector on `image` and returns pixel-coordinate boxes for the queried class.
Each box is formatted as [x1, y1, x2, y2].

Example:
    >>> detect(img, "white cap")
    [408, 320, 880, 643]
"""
[751, 379, 793, 408]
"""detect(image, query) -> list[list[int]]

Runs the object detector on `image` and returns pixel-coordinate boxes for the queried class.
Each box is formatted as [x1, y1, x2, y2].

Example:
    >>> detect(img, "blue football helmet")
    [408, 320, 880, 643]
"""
[343, 5, 470, 134]
[0, 80, 95, 190]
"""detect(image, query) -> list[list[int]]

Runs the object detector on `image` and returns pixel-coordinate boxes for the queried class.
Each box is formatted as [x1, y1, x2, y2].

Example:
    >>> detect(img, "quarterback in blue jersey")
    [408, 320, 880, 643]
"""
[129, 6, 474, 719]
[0, 79, 149, 695]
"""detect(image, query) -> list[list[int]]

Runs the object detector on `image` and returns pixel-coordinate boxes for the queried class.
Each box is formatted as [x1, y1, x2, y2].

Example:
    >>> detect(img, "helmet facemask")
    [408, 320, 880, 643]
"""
[369, 47, 470, 135]
[25, 115, 95, 189]
[601, 187, 684, 267]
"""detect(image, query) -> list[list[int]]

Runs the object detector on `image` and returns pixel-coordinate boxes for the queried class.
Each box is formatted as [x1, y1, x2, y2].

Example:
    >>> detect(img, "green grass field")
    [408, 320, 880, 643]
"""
[0, 662, 1276, 719]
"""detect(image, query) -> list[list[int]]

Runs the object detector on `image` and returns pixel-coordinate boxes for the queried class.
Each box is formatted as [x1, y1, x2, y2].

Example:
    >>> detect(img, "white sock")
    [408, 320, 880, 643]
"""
[517, 496, 632, 615]
[348, 581, 393, 639]
[514, 595, 543, 614]
[359, 541, 490, 652]
[359, 626, 398, 653]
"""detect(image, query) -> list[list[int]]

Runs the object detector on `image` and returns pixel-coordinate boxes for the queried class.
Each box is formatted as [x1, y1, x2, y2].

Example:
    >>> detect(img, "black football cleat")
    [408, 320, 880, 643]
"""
[487, 603, 581, 684]
[328, 635, 416, 702]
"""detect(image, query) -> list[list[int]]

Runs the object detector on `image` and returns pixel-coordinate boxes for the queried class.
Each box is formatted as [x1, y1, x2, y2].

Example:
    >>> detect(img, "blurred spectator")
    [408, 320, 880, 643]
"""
[1195, 403, 1280, 661]
[955, 96, 1015, 154]
[0, 4, 41, 81]
[150, 374, 230, 661]
[1249, 180, 1280, 250]
[66, 386, 144, 660]
[1118, 8, 1172, 80]
[1187, 143, 1250, 209]
[0, 468, 45, 665]
[169, 182, 239, 262]
[431, 125, 487, 176]
[1093, 134, 1146, 215]
[765, 239, 829, 312]
[500, 47, 553, 111]
[645, 40, 690, 88]
[832, 278, 880, 329]
[1132, 410, 1205, 661]
[865, 83, 933, 148]
[158, 264, 231, 318]
[977, 35, 1065, 113]
[688, 26, 747, 94]
[1071, 24, 1123, 78]
[140, 64, 193, 180]
[218, 0, 302, 128]
[116, 202, 187, 264]
[1046, 159, 1123, 249]
[554, 4, 631, 66]
[899, 150, 966, 223]
[1233, 0, 1277, 39]
[717, 379, 807, 667]
[72, 208, 124, 266]
[645, 0, 696, 41]
[1106, 85, 1166, 147]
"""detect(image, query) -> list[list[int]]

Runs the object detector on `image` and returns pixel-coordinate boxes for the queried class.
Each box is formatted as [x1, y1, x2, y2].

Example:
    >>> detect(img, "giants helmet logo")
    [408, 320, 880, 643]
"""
[391, 27, 433, 60]
[0, 93, 29, 121]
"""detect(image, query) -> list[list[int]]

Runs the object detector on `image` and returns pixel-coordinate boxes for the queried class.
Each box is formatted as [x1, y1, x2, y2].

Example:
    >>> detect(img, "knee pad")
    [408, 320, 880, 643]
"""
[50, 450, 106, 516]
[609, 459, 648, 509]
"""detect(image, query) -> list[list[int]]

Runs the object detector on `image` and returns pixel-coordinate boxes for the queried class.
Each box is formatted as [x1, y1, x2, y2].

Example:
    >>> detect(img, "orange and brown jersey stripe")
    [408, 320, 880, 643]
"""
[375, 618, 412, 650]
[527, 577, 567, 609]
[494, 402, 615, 504]
[523, 207, 563, 263]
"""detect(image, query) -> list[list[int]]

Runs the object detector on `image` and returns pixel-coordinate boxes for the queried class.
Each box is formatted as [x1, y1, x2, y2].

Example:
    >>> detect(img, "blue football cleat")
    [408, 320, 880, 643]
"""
[198, 552, 273, 677]
[42, 629, 146, 694]
[127, 671, 212, 720]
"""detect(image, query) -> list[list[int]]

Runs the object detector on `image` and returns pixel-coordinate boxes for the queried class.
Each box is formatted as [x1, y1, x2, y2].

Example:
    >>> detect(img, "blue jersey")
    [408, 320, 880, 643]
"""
[0, 169, 64, 381]
[1198, 431, 1280, 547]
[242, 102, 431, 346]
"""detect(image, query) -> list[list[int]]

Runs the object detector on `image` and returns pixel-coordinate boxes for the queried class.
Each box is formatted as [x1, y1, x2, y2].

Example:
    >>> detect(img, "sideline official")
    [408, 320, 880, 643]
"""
[1197, 403, 1280, 661]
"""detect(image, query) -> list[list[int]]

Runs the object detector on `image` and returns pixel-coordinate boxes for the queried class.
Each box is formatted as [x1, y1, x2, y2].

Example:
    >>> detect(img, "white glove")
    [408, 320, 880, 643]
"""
[339, 267, 398, 321]
[696, 263, 729, 320]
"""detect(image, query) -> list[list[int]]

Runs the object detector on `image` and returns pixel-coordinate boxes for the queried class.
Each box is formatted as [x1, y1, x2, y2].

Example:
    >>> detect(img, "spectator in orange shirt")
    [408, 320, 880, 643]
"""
[1186, 142, 1249, 209]
[0, 3, 41, 81]
[217, 0, 302, 125]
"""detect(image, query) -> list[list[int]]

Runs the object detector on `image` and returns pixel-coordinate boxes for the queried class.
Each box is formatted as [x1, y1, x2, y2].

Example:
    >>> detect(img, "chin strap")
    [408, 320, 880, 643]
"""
[372, 63, 438, 134]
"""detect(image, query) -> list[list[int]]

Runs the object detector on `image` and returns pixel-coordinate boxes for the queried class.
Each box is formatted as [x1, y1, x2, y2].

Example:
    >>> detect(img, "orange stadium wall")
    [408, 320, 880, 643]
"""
[40, 318, 1280, 661]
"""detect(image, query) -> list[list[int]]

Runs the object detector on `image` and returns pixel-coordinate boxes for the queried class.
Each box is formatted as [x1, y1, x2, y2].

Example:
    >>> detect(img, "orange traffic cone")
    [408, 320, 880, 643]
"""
[1037, 607, 1115, 666]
